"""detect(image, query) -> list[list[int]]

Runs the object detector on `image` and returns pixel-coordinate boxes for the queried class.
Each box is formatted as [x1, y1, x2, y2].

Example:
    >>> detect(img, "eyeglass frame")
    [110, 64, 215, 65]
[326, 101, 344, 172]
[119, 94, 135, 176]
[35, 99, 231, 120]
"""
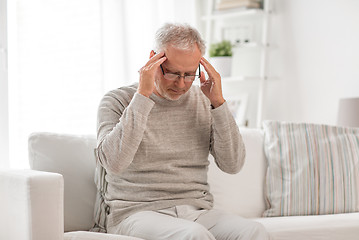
[160, 64, 201, 83]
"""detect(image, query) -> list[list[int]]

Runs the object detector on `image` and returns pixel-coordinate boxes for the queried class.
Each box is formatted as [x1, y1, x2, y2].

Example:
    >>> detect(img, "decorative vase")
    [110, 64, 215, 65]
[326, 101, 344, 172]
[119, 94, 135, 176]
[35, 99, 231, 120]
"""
[209, 56, 232, 77]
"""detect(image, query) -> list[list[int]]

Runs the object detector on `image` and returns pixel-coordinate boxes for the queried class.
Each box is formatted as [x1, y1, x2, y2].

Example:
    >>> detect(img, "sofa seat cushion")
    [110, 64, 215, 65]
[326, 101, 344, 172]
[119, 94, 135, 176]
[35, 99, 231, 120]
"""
[64, 231, 143, 240]
[255, 212, 359, 240]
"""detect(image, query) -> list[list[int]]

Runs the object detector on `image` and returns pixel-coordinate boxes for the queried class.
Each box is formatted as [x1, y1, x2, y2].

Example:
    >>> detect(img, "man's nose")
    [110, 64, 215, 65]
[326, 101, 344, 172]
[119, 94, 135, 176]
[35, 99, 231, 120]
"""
[175, 76, 186, 88]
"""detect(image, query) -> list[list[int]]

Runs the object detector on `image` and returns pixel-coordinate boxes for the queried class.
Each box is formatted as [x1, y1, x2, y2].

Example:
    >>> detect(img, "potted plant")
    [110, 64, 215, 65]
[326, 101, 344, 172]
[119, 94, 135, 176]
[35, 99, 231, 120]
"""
[209, 40, 233, 77]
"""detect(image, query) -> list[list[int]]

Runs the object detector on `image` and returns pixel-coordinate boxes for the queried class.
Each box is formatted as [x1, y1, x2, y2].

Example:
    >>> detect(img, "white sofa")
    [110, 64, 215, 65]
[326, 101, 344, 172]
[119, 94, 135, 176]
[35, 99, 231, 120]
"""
[1, 128, 359, 240]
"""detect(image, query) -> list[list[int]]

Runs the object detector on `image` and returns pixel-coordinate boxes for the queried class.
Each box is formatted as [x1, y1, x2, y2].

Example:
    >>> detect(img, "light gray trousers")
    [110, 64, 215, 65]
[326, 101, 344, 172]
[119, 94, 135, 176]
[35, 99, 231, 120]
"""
[108, 205, 270, 240]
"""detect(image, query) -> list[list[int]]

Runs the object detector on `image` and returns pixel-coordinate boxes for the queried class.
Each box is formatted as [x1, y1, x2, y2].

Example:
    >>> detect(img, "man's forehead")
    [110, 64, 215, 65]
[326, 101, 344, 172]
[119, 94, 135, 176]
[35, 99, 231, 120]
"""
[162, 60, 199, 73]
[161, 45, 201, 70]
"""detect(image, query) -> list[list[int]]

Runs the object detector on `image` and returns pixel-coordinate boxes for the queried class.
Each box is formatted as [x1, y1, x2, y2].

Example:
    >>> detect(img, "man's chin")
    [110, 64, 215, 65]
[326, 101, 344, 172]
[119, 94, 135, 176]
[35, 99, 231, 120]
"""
[154, 86, 183, 101]
[167, 89, 186, 100]
[164, 93, 182, 101]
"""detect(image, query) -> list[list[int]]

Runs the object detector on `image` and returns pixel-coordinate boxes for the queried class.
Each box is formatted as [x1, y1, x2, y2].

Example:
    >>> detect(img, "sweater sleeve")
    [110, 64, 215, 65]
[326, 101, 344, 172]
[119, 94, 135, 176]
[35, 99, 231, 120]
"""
[96, 90, 154, 174]
[209, 101, 246, 174]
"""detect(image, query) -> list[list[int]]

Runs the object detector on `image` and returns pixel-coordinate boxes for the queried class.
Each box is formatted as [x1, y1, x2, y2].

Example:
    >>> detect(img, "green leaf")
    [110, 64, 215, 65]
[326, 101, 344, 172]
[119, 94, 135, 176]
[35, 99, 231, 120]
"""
[209, 40, 233, 57]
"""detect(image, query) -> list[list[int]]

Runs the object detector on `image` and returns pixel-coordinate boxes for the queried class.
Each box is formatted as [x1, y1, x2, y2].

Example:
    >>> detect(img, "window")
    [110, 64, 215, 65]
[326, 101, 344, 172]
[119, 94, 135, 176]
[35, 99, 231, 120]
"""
[0, 0, 9, 168]
[4, 0, 199, 169]
[7, 0, 104, 168]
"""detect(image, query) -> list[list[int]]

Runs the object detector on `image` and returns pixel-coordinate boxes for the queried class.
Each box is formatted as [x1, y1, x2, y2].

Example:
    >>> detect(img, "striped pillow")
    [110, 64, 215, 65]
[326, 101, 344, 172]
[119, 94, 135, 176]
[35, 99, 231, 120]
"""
[262, 121, 359, 217]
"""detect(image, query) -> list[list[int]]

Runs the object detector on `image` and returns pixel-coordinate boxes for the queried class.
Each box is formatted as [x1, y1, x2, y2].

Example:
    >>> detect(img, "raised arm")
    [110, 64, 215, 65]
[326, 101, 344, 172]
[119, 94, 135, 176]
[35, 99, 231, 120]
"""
[199, 56, 246, 174]
[209, 102, 246, 174]
[96, 90, 154, 175]
[96, 52, 166, 175]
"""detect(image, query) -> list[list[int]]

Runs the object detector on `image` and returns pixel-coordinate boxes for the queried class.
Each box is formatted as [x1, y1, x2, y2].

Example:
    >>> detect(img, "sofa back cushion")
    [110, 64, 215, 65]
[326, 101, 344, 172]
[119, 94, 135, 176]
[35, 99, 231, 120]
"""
[28, 128, 267, 232]
[263, 121, 359, 217]
[28, 132, 97, 232]
[208, 128, 267, 218]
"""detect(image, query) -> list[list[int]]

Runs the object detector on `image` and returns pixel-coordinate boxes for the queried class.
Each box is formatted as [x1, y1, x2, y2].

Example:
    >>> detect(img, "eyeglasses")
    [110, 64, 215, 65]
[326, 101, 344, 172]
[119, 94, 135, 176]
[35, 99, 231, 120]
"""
[160, 64, 201, 83]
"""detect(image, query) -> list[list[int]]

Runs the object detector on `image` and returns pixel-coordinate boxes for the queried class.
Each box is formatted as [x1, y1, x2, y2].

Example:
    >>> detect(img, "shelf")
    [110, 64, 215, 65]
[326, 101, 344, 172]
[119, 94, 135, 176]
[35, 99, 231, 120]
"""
[201, 8, 264, 21]
[202, 0, 273, 128]
[222, 76, 264, 82]
[234, 42, 269, 49]
[222, 76, 279, 82]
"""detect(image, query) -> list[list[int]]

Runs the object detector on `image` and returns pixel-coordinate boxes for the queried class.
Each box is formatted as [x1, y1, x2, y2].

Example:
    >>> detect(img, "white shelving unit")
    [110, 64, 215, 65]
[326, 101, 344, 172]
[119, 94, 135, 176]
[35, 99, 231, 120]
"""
[202, 8, 264, 21]
[202, 0, 272, 128]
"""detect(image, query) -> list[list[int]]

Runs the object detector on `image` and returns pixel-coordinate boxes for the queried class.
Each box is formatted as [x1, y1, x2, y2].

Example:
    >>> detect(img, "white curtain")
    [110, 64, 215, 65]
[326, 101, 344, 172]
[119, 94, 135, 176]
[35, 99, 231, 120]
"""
[5, 0, 200, 169]
[0, 0, 9, 168]
[101, 0, 200, 91]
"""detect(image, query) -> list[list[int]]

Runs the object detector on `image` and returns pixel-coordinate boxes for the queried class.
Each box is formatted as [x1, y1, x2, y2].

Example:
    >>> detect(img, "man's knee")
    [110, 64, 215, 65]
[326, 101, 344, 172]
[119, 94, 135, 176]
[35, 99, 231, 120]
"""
[183, 223, 215, 240]
[206, 214, 270, 240]
[249, 222, 270, 240]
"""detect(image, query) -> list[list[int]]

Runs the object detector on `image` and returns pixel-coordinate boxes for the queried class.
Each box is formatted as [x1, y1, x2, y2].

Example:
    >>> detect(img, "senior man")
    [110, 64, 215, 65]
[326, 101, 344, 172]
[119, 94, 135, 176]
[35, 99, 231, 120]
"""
[93, 23, 269, 240]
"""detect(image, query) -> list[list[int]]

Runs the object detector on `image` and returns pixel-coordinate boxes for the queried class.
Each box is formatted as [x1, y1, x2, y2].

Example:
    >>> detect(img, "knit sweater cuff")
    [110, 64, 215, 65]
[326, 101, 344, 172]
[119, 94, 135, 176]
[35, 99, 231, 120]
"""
[129, 92, 155, 116]
[210, 101, 234, 126]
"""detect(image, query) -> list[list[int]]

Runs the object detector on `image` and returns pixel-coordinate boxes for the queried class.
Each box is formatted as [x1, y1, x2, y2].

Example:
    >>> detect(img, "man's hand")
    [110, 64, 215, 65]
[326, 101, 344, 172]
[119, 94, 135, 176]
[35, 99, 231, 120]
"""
[199, 57, 225, 108]
[137, 51, 167, 98]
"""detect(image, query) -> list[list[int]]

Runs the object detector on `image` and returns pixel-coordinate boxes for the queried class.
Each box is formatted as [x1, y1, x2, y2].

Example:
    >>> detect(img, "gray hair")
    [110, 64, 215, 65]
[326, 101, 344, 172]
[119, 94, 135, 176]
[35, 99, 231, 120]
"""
[154, 23, 206, 55]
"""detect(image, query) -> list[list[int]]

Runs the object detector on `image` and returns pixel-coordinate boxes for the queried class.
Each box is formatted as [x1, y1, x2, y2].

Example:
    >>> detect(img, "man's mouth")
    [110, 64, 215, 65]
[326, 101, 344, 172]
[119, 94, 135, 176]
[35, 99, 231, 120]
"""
[169, 89, 183, 95]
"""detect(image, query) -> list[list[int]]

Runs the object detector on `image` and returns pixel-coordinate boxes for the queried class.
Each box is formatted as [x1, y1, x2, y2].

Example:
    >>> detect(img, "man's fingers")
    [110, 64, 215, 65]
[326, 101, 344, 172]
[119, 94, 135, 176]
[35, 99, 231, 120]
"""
[146, 51, 165, 66]
[199, 71, 206, 83]
[200, 57, 221, 81]
[139, 55, 166, 74]
[200, 57, 214, 73]
[153, 56, 167, 67]
[146, 56, 167, 72]
[200, 71, 213, 89]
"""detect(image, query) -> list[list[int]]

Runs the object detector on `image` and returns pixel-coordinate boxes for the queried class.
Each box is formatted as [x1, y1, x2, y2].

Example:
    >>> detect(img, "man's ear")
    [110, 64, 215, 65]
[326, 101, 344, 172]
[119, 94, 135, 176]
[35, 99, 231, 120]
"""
[150, 50, 156, 59]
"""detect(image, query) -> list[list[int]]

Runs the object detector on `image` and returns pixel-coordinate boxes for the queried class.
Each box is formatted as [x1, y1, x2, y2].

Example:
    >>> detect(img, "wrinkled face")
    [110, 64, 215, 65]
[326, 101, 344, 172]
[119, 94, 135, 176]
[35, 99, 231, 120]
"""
[153, 44, 202, 101]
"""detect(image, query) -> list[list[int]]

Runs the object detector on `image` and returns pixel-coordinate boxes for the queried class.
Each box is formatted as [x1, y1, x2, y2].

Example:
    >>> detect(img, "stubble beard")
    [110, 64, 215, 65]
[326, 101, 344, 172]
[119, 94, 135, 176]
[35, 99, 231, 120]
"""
[154, 78, 182, 101]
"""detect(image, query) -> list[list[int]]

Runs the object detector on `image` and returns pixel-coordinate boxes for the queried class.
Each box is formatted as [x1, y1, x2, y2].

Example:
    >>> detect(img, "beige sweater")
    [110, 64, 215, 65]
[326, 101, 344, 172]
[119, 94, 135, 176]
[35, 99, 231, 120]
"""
[94, 83, 246, 231]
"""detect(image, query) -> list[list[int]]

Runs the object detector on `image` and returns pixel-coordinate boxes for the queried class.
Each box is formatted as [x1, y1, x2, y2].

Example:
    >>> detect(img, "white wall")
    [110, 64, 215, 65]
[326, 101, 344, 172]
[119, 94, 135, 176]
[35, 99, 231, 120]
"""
[263, 0, 359, 125]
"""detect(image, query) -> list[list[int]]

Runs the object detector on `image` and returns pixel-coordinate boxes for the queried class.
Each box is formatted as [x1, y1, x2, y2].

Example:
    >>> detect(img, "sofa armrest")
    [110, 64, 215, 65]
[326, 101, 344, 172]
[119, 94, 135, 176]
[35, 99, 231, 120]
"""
[0, 169, 64, 240]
